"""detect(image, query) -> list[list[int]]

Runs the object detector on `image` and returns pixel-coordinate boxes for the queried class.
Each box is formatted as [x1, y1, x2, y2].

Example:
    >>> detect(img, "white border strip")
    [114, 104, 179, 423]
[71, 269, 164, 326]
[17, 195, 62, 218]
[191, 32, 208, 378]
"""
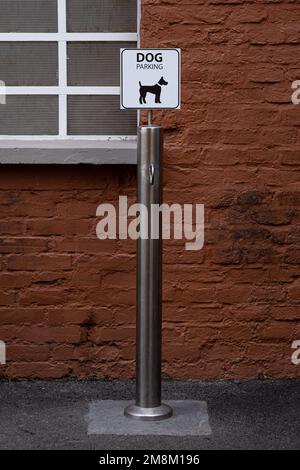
[0, 135, 137, 141]
[0, 33, 137, 42]
[4, 87, 120, 95]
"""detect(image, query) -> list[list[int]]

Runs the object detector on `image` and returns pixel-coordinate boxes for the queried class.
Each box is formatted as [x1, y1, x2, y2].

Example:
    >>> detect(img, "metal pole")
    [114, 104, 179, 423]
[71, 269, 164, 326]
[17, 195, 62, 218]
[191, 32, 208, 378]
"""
[124, 123, 173, 421]
[148, 110, 153, 126]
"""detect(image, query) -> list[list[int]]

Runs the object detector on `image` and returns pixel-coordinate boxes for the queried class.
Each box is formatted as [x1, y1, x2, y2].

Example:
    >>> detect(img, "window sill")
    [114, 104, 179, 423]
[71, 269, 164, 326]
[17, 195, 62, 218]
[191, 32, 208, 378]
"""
[0, 139, 137, 165]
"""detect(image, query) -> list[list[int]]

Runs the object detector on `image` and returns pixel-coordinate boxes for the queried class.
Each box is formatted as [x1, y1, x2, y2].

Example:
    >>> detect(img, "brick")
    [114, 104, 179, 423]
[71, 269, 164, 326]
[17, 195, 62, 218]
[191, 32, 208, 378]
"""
[216, 285, 252, 305]
[18, 326, 86, 344]
[46, 308, 94, 326]
[7, 344, 50, 362]
[244, 247, 277, 265]
[19, 288, 69, 306]
[165, 305, 224, 323]
[0, 291, 15, 306]
[280, 151, 300, 166]
[51, 345, 76, 361]
[0, 273, 33, 288]
[288, 282, 300, 303]
[163, 342, 201, 363]
[7, 255, 72, 271]
[233, 227, 271, 242]
[4, 362, 70, 379]
[276, 191, 300, 205]
[212, 245, 243, 265]
[229, 306, 269, 322]
[251, 286, 286, 304]
[92, 345, 120, 362]
[205, 343, 243, 362]
[0, 307, 45, 324]
[245, 343, 284, 362]
[0, 238, 49, 254]
[236, 191, 265, 207]
[247, 66, 284, 84]
[271, 307, 300, 321]
[221, 323, 257, 342]
[52, 344, 91, 361]
[165, 286, 216, 304]
[257, 323, 296, 341]
[26, 219, 92, 236]
[250, 209, 296, 226]
[0, 220, 23, 235]
[285, 247, 300, 265]
[0, 325, 21, 341]
[89, 326, 135, 344]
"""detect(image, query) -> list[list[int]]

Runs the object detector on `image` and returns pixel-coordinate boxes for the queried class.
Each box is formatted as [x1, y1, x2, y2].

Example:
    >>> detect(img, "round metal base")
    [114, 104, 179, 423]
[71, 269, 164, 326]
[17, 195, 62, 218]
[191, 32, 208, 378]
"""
[124, 403, 173, 421]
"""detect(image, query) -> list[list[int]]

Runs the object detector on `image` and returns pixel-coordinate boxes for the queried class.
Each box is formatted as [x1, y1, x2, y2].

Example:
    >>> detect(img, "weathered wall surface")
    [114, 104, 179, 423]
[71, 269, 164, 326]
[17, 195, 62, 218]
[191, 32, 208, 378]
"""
[0, 0, 300, 379]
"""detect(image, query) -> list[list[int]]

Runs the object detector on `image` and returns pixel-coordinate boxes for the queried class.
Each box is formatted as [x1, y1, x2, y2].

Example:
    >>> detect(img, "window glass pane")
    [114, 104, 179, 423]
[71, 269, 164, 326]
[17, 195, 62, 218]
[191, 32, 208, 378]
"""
[0, 43, 58, 86]
[68, 96, 136, 135]
[68, 42, 136, 87]
[0, 96, 58, 135]
[67, 0, 137, 32]
[0, 0, 58, 32]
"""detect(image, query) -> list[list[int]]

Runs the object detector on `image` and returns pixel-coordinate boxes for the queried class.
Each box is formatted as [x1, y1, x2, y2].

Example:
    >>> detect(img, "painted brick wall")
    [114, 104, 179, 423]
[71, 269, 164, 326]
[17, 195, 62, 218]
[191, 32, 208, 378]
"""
[1, 0, 300, 380]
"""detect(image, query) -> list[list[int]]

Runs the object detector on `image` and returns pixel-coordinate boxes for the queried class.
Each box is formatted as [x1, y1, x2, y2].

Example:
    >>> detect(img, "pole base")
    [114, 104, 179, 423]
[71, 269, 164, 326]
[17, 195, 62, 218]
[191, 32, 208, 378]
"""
[124, 403, 173, 421]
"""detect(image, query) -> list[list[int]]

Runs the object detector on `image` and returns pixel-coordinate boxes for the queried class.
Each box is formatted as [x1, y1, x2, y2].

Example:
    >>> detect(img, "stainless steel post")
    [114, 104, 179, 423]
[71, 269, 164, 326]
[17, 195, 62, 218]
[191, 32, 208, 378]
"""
[124, 125, 173, 421]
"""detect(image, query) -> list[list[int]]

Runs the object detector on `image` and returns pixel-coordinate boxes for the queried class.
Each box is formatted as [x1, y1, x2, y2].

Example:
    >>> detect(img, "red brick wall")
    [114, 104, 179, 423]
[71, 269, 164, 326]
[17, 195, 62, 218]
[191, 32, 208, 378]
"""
[1, 0, 300, 380]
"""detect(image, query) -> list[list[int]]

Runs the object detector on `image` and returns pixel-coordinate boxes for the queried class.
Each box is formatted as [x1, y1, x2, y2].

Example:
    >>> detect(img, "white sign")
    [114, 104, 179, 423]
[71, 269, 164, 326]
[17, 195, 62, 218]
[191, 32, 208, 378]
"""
[121, 48, 181, 110]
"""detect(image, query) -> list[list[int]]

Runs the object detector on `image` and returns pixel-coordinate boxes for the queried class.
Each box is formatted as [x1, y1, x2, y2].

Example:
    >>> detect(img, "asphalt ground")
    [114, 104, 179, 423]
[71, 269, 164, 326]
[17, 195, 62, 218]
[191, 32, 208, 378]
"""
[0, 379, 299, 450]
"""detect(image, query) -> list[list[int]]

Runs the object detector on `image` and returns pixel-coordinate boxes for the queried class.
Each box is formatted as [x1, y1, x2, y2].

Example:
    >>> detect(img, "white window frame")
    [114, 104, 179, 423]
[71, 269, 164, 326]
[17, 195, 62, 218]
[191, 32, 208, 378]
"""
[0, 0, 141, 164]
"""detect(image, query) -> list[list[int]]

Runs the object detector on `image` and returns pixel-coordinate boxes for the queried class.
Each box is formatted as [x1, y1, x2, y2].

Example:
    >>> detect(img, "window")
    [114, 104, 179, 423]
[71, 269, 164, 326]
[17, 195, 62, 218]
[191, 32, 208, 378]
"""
[0, 0, 139, 164]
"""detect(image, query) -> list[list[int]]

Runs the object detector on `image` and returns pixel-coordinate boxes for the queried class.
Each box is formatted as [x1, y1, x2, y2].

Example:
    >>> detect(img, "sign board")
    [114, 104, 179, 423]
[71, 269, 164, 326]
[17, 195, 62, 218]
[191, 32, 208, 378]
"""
[121, 48, 181, 110]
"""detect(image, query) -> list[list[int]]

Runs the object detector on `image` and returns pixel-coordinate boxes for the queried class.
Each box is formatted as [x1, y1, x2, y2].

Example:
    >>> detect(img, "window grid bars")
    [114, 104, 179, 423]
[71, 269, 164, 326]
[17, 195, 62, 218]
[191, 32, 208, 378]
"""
[58, 0, 67, 136]
[0, 0, 138, 139]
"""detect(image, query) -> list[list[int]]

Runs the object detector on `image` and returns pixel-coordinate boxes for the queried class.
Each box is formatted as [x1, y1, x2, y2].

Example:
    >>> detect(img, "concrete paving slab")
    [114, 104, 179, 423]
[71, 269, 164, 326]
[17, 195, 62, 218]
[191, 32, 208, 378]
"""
[88, 400, 212, 436]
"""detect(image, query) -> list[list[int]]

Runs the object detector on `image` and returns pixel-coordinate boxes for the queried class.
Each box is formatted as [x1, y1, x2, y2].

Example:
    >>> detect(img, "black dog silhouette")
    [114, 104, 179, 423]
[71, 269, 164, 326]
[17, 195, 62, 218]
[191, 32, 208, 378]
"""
[139, 76, 168, 105]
